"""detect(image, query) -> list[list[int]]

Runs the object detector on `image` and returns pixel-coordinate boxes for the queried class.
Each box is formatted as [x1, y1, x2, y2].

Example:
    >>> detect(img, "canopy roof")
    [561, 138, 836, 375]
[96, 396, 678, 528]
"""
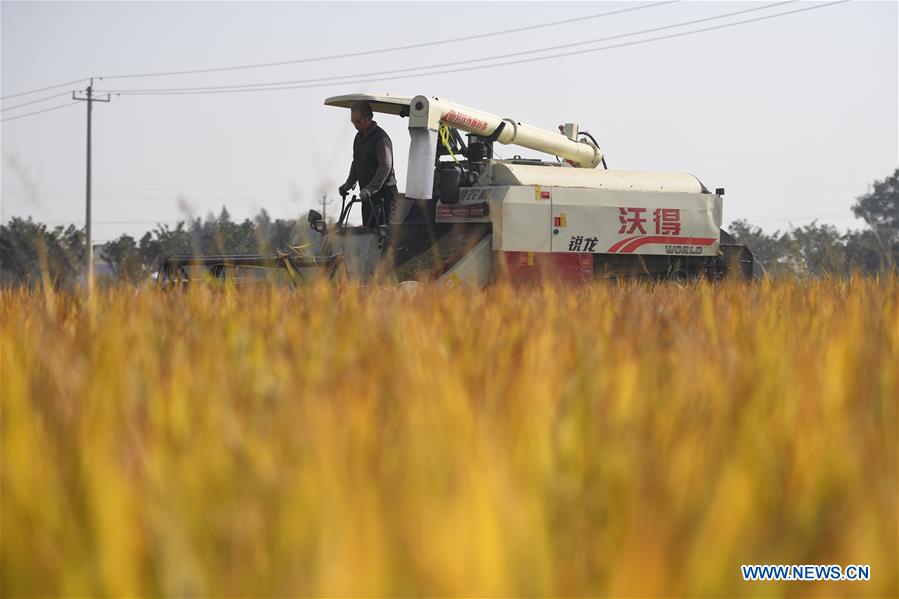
[324, 93, 412, 116]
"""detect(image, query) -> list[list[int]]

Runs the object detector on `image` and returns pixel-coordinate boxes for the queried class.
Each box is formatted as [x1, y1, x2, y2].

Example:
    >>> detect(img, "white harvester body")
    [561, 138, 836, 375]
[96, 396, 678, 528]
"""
[318, 93, 747, 286]
[438, 164, 722, 258]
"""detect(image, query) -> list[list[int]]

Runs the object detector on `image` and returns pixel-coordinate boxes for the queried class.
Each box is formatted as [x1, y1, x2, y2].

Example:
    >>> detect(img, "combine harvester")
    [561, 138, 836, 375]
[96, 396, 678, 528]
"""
[159, 93, 754, 287]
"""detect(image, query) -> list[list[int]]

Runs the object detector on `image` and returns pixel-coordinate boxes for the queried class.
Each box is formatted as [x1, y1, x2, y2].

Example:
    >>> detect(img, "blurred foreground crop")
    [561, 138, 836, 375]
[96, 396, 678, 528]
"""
[1, 278, 897, 597]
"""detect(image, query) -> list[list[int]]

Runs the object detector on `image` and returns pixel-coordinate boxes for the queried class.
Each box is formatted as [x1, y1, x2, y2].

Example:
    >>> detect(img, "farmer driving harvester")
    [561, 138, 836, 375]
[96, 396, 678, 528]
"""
[337, 100, 397, 226]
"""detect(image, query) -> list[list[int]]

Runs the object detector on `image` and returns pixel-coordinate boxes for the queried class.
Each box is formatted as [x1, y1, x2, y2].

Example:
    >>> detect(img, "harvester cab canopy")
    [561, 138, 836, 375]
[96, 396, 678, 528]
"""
[324, 93, 413, 117]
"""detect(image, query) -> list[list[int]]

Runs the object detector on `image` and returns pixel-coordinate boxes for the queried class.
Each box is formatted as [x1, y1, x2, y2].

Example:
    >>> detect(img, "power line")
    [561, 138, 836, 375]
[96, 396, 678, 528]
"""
[0, 102, 79, 122]
[0, 78, 87, 101]
[747, 214, 859, 222]
[29, 215, 309, 226]
[1, 91, 74, 113]
[3, 186, 299, 195]
[91, 220, 184, 225]
[30, 219, 184, 226]
[97, 1, 679, 81]
[101, 0, 799, 95]
[2, 190, 305, 202]
[100, 0, 849, 97]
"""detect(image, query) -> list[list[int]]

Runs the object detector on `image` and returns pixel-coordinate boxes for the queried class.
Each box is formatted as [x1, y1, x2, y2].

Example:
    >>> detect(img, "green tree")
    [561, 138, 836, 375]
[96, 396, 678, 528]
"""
[0, 218, 84, 287]
[849, 168, 898, 272]
[843, 230, 889, 274]
[726, 220, 794, 276]
[853, 168, 899, 241]
[138, 222, 193, 273]
[788, 222, 847, 276]
[102, 235, 144, 281]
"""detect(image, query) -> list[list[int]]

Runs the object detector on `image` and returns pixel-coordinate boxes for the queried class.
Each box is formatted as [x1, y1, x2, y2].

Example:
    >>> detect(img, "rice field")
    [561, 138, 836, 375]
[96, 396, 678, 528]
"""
[1, 277, 897, 597]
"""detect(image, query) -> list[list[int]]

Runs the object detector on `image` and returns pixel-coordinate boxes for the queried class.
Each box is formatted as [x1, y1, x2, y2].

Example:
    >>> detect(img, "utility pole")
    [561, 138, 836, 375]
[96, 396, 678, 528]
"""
[321, 194, 333, 223]
[73, 78, 110, 295]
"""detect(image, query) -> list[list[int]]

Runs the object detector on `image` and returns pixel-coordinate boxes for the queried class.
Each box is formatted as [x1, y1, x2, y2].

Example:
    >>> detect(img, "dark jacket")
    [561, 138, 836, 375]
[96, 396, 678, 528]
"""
[343, 122, 397, 195]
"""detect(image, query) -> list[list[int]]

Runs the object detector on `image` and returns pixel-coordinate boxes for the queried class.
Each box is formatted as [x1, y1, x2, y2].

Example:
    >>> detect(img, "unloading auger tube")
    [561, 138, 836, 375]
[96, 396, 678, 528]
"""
[405, 95, 603, 201]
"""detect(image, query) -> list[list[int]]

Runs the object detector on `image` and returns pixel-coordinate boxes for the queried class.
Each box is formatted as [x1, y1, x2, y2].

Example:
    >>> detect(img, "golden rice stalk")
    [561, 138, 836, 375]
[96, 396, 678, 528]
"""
[1, 277, 896, 597]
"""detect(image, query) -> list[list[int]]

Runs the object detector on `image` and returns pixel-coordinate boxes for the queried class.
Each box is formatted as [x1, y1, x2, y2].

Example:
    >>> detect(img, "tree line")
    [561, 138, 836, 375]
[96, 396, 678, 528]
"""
[0, 208, 320, 287]
[727, 167, 897, 276]
[1, 169, 896, 286]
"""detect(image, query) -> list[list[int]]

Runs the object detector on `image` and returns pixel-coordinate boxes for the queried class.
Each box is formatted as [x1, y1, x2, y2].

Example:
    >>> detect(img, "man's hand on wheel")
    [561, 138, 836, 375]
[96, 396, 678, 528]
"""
[360, 188, 372, 202]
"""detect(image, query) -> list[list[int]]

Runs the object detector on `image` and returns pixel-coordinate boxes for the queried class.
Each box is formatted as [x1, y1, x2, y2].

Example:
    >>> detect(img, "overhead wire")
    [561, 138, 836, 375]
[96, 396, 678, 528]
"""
[4, 183, 297, 193]
[747, 213, 859, 222]
[2, 190, 305, 202]
[1, 77, 87, 101]
[1, 102, 79, 123]
[100, 0, 799, 95]
[99, 0, 849, 97]
[1, 91, 74, 113]
[32, 219, 184, 227]
[0, 4, 676, 114]
[97, 0, 679, 80]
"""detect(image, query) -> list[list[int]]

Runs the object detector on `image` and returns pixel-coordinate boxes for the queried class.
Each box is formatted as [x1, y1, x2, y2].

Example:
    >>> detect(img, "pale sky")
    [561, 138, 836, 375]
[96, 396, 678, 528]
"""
[2, 0, 897, 242]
